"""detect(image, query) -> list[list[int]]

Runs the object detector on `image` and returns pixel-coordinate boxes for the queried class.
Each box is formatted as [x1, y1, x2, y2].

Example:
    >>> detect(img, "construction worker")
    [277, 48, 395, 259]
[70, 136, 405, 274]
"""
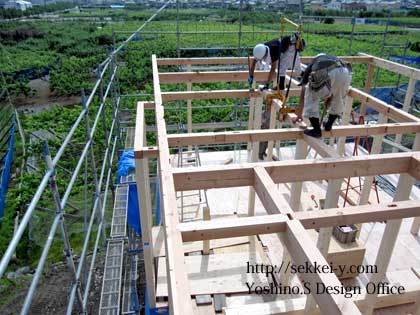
[293, 53, 352, 138]
[249, 34, 305, 159]
[248, 33, 305, 90]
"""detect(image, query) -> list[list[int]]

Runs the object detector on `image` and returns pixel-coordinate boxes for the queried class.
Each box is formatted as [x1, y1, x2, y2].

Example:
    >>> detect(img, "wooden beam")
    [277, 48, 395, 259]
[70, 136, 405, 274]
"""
[301, 56, 373, 64]
[167, 122, 420, 147]
[360, 53, 420, 80]
[284, 221, 362, 315]
[136, 146, 159, 159]
[159, 70, 298, 84]
[173, 153, 413, 191]
[303, 135, 340, 158]
[178, 200, 420, 241]
[179, 214, 289, 242]
[161, 89, 263, 102]
[157, 56, 372, 66]
[348, 88, 420, 123]
[151, 54, 193, 315]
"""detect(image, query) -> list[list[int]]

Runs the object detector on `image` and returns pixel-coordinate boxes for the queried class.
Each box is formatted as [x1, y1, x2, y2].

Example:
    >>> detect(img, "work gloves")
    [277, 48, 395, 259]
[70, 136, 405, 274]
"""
[248, 76, 254, 85]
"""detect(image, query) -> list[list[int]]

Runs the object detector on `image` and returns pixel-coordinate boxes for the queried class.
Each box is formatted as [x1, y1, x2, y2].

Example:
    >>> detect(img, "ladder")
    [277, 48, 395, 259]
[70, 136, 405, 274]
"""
[176, 146, 209, 222]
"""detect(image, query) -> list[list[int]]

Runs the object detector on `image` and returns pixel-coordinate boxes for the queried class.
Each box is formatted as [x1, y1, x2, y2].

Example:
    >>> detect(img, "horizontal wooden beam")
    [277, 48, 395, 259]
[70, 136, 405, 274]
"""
[178, 200, 420, 241]
[166, 122, 420, 147]
[360, 53, 420, 80]
[179, 214, 289, 242]
[172, 152, 413, 191]
[348, 88, 420, 123]
[159, 70, 297, 84]
[135, 146, 159, 159]
[156, 56, 372, 66]
[161, 89, 263, 102]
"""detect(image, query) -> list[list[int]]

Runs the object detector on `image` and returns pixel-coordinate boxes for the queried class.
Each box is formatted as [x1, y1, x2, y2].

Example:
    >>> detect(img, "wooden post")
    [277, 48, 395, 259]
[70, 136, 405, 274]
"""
[360, 63, 375, 117]
[289, 139, 308, 211]
[392, 78, 416, 153]
[356, 113, 387, 237]
[134, 103, 156, 307]
[187, 64, 193, 152]
[337, 95, 353, 155]
[304, 178, 343, 314]
[202, 206, 210, 255]
[358, 113, 387, 205]
[411, 217, 420, 235]
[247, 85, 256, 152]
[266, 104, 277, 161]
[363, 135, 420, 315]
[248, 96, 262, 216]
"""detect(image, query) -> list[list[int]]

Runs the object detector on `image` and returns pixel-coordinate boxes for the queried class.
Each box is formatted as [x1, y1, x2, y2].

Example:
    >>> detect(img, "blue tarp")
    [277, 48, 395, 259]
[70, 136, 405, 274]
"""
[390, 55, 420, 66]
[117, 150, 161, 236]
[145, 288, 169, 315]
[0, 115, 15, 219]
[117, 150, 136, 179]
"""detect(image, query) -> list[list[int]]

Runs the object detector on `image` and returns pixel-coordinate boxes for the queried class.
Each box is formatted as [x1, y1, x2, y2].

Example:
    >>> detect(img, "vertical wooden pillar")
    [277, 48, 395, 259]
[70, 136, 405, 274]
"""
[134, 103, 156, 307]
[304, 178, 343, 314]
[186, 64, 192, 152]
[356, 113, 387, 237]
[360, 63, 375, 116]
[337, 95, 353, 155]
[363, 134, 420, 315]
[358, 113, 387, 206]
[289, 139, 308, 211]
[266, 104, 277, 161]
[203, 206, 210, 254]
[411, 217, 420, 235]
[392, 78, 416, 153]
[248, 96, 263, 216]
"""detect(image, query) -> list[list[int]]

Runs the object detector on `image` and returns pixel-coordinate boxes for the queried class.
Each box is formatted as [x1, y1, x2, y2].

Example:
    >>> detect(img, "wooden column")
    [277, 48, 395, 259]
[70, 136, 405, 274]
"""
[304, 178, 343, 314]
[337, 95, 353, 155]
[187, 64, 193, 151]
[247, 86, 256, 152]
[202, 206, 210, 254]
[360, 63, 375, 117]
[134, 102, 156, 307]
[289, 139, 308, 211]
[411, 217, 420, 235]
[266, 104, 277, 161]
[363, 134, 420, 315]
[248, 96, 263, 216]
[358, 113, 387, 206]
[392, 78, 416, 153]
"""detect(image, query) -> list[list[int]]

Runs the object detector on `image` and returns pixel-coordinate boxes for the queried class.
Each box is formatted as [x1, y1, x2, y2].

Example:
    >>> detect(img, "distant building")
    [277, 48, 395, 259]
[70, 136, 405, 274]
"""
[327, 0, 342, 11]
[309, 0, 326, 11]
[366, 1, 402, 12]
[4, 0, 33, 10]
[342, 1, 367, 11]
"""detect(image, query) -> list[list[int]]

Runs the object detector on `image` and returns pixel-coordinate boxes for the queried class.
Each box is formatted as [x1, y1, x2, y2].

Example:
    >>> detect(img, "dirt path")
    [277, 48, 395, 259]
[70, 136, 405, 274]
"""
[0, 254, 105, 315]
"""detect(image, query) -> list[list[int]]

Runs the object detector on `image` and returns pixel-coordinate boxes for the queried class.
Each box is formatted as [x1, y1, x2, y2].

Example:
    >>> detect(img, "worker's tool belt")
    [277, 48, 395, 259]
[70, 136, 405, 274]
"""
[309, 61, 351, 92]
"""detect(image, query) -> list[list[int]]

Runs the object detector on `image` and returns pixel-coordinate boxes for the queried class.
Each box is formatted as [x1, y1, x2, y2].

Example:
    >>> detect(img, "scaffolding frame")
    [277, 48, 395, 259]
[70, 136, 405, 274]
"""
[0, 2, 172, 315]
[134, 54, 420, 315]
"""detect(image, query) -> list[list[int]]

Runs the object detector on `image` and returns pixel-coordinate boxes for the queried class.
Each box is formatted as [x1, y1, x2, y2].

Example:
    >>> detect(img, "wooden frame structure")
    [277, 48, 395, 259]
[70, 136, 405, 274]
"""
[134, 53, 420, 315]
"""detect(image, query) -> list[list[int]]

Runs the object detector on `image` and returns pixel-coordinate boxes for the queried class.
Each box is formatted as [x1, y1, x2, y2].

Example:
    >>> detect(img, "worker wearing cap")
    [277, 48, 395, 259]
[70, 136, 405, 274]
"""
[248, 34, 305, 90]
[293, 53, 352, 138]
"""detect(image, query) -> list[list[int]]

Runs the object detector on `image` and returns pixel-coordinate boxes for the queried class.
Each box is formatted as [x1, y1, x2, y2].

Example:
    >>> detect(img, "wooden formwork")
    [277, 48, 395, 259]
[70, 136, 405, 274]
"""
[134, 53, 420, 315]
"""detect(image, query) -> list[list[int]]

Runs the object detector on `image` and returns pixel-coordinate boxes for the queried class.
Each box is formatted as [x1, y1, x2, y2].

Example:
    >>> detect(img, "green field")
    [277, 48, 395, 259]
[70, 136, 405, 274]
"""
[1, 7, 419, 269]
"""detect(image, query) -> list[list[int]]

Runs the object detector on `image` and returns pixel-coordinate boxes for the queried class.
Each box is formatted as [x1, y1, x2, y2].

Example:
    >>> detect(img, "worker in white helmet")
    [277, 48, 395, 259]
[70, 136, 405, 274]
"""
[248, 34, 305, 90]
[293, 53, 352, 138]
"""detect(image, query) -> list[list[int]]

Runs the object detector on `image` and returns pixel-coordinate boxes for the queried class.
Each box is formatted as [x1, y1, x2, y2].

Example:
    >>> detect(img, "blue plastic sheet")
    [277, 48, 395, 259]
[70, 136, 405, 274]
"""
[0, 115, 15, 219]
[118, 150, 161, 236]
[145, 288, 169, 315]
[390, 55, 420, 66]
[128, 183, 141, 235]
[117, 150, 136, 179]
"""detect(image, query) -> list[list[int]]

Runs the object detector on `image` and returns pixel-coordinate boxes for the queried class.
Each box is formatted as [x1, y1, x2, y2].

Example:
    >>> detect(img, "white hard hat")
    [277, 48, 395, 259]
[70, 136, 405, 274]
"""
[253, 44, 267, 60]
